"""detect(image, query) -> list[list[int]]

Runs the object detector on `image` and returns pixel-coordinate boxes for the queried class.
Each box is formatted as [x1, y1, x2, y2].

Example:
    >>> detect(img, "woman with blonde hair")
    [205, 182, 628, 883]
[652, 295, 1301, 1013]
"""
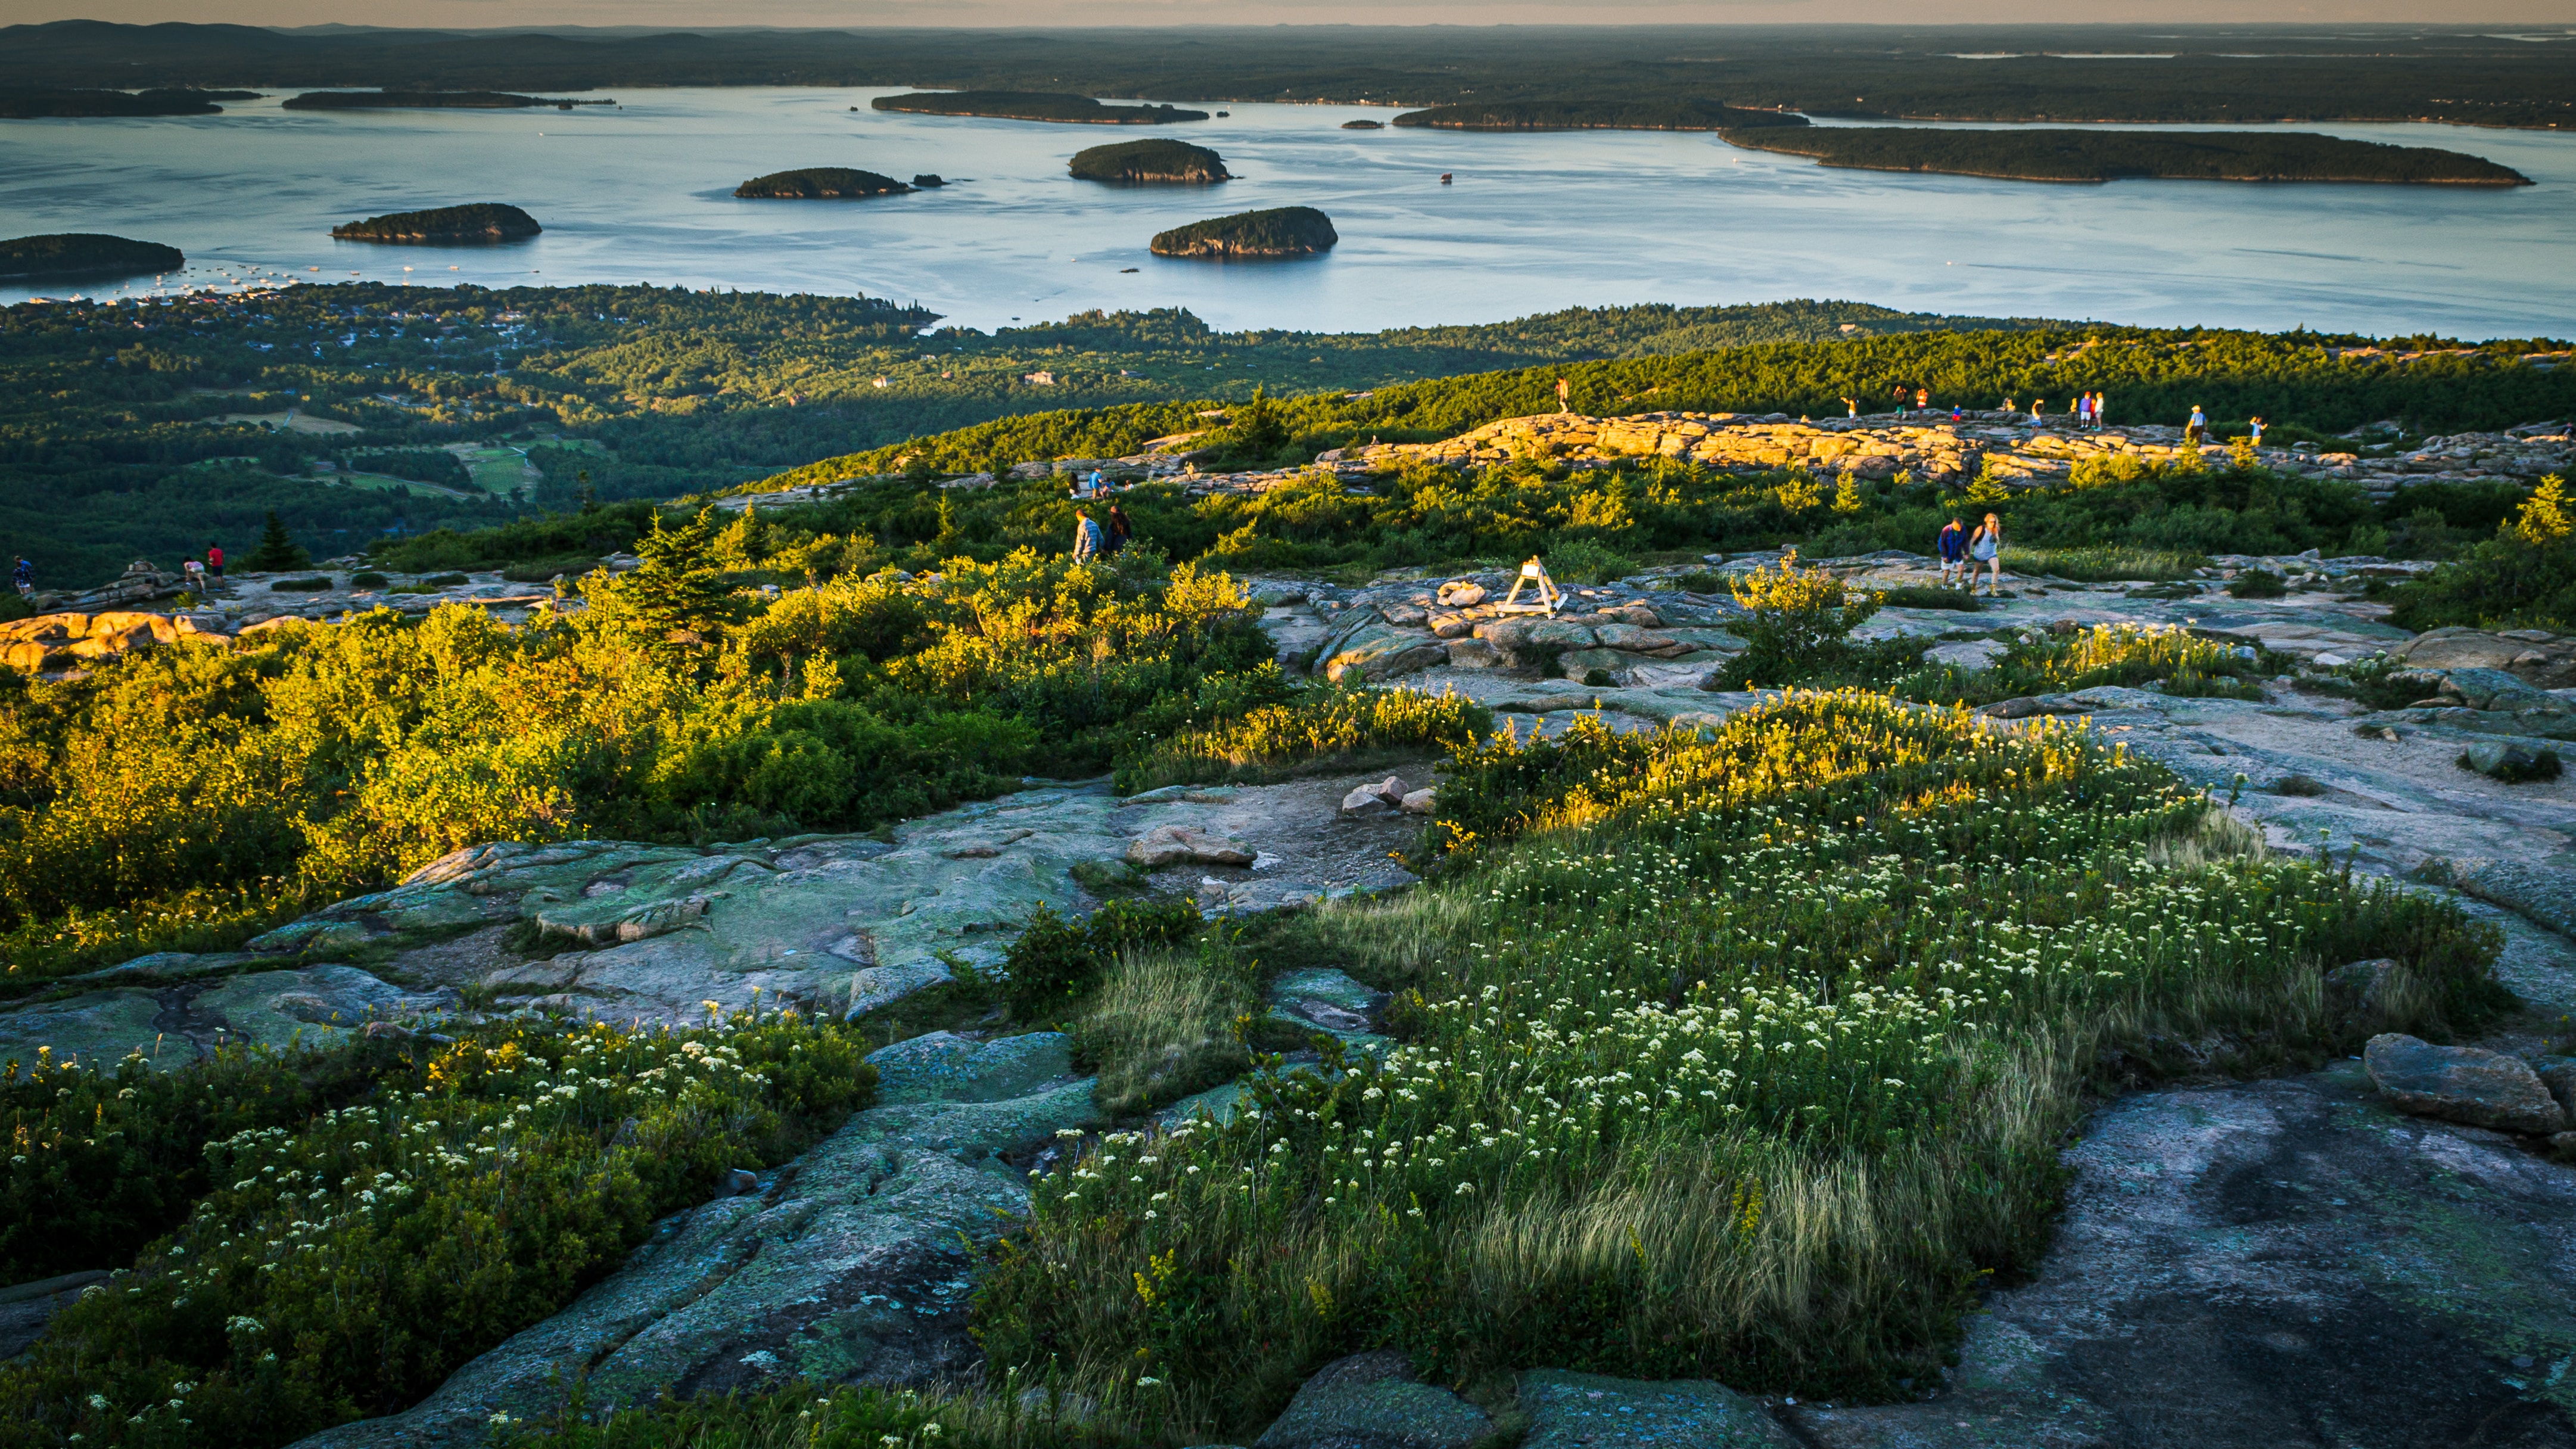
[1969, 512, 2004, 596]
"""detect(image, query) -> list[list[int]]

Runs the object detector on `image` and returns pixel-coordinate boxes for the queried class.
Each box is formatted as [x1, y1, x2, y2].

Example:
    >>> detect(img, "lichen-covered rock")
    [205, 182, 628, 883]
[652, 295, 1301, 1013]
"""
[1519, 1369, 1798, 1448]
[1253, 1350, 1492, 1449]
[0, 965, 457, 1073]
[1129, 824, 1256, 867]
[2365, 1033, 2567, 1135]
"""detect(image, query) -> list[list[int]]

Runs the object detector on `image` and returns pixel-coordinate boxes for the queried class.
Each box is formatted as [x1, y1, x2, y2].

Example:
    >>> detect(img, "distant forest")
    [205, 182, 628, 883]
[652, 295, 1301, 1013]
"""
[1722, 128, 2533, 185]
[4, 23, 2571, 129]
[0, 289, 2054, 584]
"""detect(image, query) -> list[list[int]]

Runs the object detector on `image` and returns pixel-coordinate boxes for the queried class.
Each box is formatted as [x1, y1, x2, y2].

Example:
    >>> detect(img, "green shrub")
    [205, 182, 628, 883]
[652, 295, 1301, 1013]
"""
[1874, 584, 1980, 612]
[348, 571, 389, 589]
[1544, 536, 1639, 585]
[2227, 568, 2287, 598]
[1113, 682, 1491, 794]
[1890, 621, 2266, 707]
[500, 555, 598, 584]
[269, 576, 332, 592]
[424, 571, 472, 587]
[2008, 545, 2208, 582]
[2387, 475, 2576, 630]
[1003, 898, 1205, 1025]
[1725, 550, 1881, 686]
[0, 1009, 875, 1449]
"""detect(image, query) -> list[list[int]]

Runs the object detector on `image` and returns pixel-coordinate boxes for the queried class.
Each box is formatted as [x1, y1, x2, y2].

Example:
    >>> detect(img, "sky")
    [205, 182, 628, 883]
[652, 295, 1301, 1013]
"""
[11, 2, 2576, 28]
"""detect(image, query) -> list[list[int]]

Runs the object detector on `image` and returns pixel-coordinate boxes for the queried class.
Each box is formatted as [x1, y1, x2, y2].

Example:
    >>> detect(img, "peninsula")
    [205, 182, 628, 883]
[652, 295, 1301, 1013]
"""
[330, 203, 543, 243]
[733, 167, 912, 198]
[1068, 139, 1230, 184]
[1718, 127, 2534, 185]
[1392, 99, 1809, 131]
[282, 91, 608, 111]
[1150, 206, 1337, 259]
[872, 91, 1208, 125]
[0, 232, 184, 281]
[0, 86, 239, 118]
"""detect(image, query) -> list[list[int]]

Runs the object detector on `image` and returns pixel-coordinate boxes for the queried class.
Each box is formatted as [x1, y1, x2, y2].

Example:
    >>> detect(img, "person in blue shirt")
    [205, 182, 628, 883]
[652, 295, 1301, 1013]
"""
[1071, 509, 1105, 564]
[1936, 518, 1967, 589]
[2185, 404, 2208, 446]
[10, 556, 30, 601]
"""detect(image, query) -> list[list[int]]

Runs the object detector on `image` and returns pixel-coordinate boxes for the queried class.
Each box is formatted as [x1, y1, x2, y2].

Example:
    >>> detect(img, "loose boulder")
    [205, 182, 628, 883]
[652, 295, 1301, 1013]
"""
[1127, 824, 1256, 868]
[2459, 739, 2562, 782]
[1340, 776, 1410, 820]
[1399, 788, 1436, 815]
[2364, 1033, 2568, 1136]
[1253, 1350, 1493, 1449]
[1435, 581, 1487, 607]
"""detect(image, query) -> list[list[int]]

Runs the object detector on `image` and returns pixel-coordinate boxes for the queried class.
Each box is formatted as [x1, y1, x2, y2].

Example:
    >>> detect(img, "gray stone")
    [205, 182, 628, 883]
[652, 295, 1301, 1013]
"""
[2539, 1060, 2576, 1122]
[1519, 1369, 1798, 1448]
[1442, 637, 1501, 669]
[2459, 738, 2562, 781]
[2365, 1033, 2566, 1136]
[866, 1030, 1075, 1105]
[2322, 957, 2399, 1019]
[1399, 788, 1437, 815]
[0, 1271, 112, 1361]
[1253, 1350, 1492, 1449]
[1128, 824, 1256, 868]
[1323, 624, 1446, 684]
[1339, 778, 1407, 820]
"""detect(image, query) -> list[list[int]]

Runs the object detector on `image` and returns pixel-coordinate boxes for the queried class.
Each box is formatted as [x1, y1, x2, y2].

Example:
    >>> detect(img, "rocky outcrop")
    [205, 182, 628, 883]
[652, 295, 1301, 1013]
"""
[0, 608, 226, 672]
[1253, 1351, 1494, 1449]
[1520, 1369, 1799, 1448]
[2364, 1033, 2568, 1136]
[0, 962, 459, 1071]
[289, 1034, 1099, 1448]
[2393, 626, 2576, 689]
[1788, 1066, 2576, 1447]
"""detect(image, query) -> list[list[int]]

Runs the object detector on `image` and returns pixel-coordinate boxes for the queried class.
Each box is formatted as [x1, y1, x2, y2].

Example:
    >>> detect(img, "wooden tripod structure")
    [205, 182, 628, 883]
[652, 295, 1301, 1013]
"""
[1495, 557, 1563, 616]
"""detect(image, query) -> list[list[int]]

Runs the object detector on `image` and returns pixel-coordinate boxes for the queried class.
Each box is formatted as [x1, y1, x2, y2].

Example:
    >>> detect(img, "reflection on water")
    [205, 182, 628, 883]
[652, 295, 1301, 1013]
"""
[2, 88, 2569, 337]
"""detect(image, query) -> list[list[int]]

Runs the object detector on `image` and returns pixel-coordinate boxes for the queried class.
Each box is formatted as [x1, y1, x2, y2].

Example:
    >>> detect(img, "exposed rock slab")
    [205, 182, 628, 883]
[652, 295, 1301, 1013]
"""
[288, 1034, 1099, 1448]
[1253, 1350, 1493, 1449]
[1519, 1368, 1798, 1448]
[2365, 1032, 2568, 1135]
[0, 966, 457, 1072]
[1787, 1067, 2576, 1448]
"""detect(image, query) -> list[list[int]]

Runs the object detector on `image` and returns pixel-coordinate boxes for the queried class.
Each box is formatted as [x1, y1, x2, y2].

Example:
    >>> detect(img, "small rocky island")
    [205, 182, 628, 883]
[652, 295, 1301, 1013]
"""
[0, 233, 185, 281]
[330, 204, 542, 244]
[1068, 138, 1231, 184]
[283, 91, 607, 110]
[733, 167, 912, 198]
[0, 87, 249, 118]
[873, 91, 1208, 125]
[1149, 206, 1337, 259]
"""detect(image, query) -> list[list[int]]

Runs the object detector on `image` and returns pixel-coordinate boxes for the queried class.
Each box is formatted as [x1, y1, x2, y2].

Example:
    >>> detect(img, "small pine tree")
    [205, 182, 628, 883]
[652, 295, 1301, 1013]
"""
[245, 510, 310, 571]
[1831, 472, 1866, 514]
[2228, 433, 2261, 472]
[614, 506, 741, 657]
[2512, 474, 2572, 546]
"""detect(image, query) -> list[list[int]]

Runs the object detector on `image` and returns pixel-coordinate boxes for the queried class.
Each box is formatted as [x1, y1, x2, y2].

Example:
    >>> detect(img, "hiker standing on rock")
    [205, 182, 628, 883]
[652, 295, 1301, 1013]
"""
[1937, 518, 1968, 589]
[10, 556, 30, 601]
[1970, 513, 2005, 597]
[1843, 396, 1859, 419]
[1916, 387, 1930, 414]
[1071, 508, 1105, 565]
[2185, 404, 2207, 446]
[1556, 377, 1571, 413]
[206, 542, 224, 580]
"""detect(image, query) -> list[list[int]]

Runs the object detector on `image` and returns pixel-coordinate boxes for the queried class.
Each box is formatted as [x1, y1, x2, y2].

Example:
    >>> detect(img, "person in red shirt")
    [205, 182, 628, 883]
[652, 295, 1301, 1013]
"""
[206, 542, 224, 579]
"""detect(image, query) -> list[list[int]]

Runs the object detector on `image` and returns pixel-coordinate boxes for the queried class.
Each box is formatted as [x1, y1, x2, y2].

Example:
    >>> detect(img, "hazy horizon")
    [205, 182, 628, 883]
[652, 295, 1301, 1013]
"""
[11, 8, 2576, 33]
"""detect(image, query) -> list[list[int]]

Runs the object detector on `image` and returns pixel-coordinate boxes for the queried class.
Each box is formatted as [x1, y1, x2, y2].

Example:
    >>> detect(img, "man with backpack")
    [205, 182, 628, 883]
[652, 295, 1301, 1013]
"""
[1936, 518, 1967, 589]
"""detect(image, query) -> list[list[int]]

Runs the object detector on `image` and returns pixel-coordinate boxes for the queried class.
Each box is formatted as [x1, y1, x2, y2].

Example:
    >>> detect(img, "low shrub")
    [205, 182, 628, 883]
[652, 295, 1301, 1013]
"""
[1725, 550, 1883, 686]
[500, 555, 599, 584]
[1543, 537, 1638, 585]
[485, 1379, 1144, 1449]
[1079, 933, 1259, 1116]
[269, 577, 332, 592]
[0, 1008, 875, 1449]
[424, 571, 472, 586]
[2010, 545, 2208, 582]
[1003, 898, 1205, 1025]
[1874, 584, 1980, 612]
[347, 571, 388, 589]
[2227, 569, 2287, 598]
[1891, 622, 2267, 706]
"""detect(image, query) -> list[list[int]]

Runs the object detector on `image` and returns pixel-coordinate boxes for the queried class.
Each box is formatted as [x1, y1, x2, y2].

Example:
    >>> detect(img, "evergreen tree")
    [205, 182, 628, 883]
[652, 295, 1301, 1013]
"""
[244, 510, 310, 571]
[612, 506, 739, 658]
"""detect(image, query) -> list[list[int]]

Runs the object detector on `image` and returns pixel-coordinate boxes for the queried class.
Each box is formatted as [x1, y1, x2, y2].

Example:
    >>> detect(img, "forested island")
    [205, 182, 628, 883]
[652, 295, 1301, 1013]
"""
[0, 86, 242, 117]
[282, 90, 607, 110]
[1718, 127, 2535, 185]
[331, 203, 543, 242]
[0, 233, 183, 281]
[1150, 206, 1337, 259]
[1393, 99, 1809, 131]
[1069, 138, 1230, 184]
[733, 167, 912, 198]
[872, 91, 1208, 124]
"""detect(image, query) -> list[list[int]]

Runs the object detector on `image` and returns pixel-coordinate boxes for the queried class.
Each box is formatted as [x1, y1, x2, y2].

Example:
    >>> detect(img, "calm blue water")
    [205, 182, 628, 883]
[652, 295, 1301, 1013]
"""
[3, 87, 2571, 338]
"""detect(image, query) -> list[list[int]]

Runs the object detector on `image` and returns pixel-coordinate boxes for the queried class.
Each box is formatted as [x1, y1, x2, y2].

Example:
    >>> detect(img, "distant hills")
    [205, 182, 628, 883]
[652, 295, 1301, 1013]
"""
[1393, 99, 1807, 131]
[282, 89, 605, 110]
[0, 86, 244, 117]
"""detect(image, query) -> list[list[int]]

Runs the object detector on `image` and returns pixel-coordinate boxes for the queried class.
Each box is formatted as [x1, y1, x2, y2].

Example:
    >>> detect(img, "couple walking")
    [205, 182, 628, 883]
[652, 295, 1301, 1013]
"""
[1936, 514, 2005, 596]
[1071, 504, 1133, 564]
